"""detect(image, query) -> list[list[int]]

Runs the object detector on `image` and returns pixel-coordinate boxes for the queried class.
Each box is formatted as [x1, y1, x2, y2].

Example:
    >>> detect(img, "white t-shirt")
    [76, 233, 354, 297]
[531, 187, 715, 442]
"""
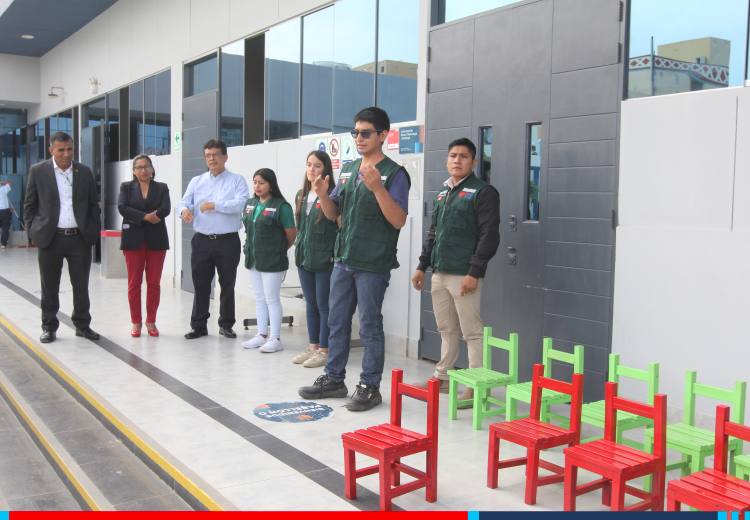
[0, 184, 10, 210]
[305, 192, 317, 215]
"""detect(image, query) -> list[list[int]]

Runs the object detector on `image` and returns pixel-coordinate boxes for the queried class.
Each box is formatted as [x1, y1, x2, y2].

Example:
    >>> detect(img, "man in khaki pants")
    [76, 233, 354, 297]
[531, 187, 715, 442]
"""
[412, 138, 500, 407]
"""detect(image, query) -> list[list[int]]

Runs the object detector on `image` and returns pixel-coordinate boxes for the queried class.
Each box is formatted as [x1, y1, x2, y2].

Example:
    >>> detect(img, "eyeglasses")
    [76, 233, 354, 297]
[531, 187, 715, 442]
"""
[133, 165, 153, 171]
[350, 130, 384, 139]
[204, 152, 225, 159]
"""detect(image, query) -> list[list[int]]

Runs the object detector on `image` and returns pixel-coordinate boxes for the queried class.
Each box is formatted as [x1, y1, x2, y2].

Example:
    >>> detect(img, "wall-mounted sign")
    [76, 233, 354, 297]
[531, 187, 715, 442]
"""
[173, 131, 181, 153]
[316, 139, 327, 153]
[342, 135, 355, 161]
[253, 401, 335, 423]
[387, 129, 399, 150]
[399, 125, 424, 154]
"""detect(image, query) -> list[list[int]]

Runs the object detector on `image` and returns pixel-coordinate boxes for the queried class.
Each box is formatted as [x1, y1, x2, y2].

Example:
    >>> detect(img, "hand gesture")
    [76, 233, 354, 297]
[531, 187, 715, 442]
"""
[199, 201, 215, 213]
[460, 275, 478, 296]
[358, 164, 384, 193]
[144, 210, 161, 224]
[312, 173, 330, 198]
[412, 270, 425, 291]
[181, 208, 194, 223]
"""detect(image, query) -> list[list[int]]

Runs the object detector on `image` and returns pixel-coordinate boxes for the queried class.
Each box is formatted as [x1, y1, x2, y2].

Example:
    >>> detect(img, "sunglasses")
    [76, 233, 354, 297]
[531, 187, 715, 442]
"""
[350, 129, 384, 139]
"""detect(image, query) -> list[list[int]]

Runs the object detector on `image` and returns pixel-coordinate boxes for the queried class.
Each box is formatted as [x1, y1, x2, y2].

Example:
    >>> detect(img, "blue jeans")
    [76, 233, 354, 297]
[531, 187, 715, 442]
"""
[325, 266, 390, 387]
[297, 267, 332, 347]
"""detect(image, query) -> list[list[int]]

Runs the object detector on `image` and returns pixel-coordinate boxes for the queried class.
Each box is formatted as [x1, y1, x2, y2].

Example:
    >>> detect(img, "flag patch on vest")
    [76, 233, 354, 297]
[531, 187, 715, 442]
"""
[459, 192, 473, 199]
[263, 208, 276, 217]
[437, 189, 448, 201]
[315, 203, 321, 209]
[246, 205, 255, 213]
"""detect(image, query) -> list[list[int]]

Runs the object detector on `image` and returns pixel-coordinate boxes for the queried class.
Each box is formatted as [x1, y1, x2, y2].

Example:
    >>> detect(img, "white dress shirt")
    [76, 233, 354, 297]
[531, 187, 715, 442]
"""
[0, 184, 10, 210]
[53, 158, 79, 229]
[175, 169, 250, 235]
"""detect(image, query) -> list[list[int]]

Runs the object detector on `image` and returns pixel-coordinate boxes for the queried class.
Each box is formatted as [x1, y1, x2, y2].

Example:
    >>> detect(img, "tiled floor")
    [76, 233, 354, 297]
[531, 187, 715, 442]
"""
[0, 247, 674, 511]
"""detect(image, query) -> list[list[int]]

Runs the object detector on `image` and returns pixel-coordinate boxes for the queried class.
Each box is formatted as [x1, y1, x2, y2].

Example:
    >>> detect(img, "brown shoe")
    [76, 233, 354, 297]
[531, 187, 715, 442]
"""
[457, 387, 474, 409]
[412, 379, 450, 393]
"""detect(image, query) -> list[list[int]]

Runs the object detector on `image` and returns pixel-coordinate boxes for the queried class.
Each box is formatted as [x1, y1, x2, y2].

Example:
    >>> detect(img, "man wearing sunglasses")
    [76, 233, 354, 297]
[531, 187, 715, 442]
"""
[299, 107, 410, 412]
[24, 132, 102, 343]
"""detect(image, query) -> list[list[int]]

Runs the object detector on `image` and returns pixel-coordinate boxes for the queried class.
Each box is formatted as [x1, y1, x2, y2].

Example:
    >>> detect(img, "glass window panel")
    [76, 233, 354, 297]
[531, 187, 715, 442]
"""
[221, 41, 245, 147]
[184, 54, 218, 97]
[155, 70, 171, 155]
[265, 18, 301, 141]
[376, 0, 418, 124]
[57, 109, 73, 135]
[82, 97, 106, 129]
[144, 75, 157, 155]
[527, 124, 541, 222]
[628, 0, 749, 98]
[15, 127, 26, 176]
[107, 90, 120, 161]
[301, 7, 334, 136]
[129, 80, 144, 157]
[443, 0, 518, 24]
[333, 0, 376, 134]
[28, 122, 44, 165]
[480, 127, 492, 183]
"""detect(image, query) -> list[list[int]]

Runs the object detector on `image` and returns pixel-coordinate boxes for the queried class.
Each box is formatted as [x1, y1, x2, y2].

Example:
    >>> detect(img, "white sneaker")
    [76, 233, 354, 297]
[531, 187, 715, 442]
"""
[242, 334, 267, 349]
[292, 347, 315, 364]
[259, 337, 283, 353]
[303, 350, 328, 368]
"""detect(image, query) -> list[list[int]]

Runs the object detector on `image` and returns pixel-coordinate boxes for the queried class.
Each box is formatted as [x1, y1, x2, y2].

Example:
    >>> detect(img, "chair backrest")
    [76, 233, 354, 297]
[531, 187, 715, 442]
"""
[605, 382, 667, 460]
[542, 338, 584, 378]
[483, 327, 518, 383]
[529, 363, 585, 442]
[390, 369, 439, 440]
[608, 354, 660, 405]
[714, 404, 750, 474]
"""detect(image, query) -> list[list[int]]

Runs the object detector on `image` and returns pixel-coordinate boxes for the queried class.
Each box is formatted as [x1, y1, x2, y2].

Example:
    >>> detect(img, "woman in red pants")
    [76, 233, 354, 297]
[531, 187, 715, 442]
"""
[118, 155, 171, 337]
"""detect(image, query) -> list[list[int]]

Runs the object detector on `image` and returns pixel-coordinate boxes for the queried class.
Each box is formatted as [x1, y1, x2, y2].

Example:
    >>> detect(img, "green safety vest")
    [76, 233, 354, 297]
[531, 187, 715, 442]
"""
[241, 196, 290, 272]
[431, 174, 492, 277]
[334, 157, 410, 273]
[294, 190, 338, 272]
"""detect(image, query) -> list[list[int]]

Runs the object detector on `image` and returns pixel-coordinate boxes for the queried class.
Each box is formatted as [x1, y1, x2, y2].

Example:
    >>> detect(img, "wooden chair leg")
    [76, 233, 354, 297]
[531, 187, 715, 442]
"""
[564, 460, 578, 511]
[602, 479, 612, 507]
[488, 431, 500, 489]
[610, 477, 626, 511]
[540, 402, 549, 424]
[667, 496, 681, 511]
[345, 448, 357, 499]
[507, 397, 517, 422]
[379, 459, 392, 511]
[525, 446, 540, 506]
[643, 434, 654, 493]
[652, 470, 665, 511]
[472, 387, 483, 430]
[426, 448, 437, 503]
[679, 453, 692, 477]
[391, 458, 401, 486]
[448, 379, 459, 421]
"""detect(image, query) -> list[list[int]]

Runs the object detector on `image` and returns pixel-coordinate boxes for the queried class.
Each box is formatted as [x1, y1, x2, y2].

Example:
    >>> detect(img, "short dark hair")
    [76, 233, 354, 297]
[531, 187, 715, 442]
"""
[203, 139, 227, 155]
[132, 154, 155, 181]
[448, 138, 477, 161]
[49, 132, 73, 146]
[354, 107, 390, 133]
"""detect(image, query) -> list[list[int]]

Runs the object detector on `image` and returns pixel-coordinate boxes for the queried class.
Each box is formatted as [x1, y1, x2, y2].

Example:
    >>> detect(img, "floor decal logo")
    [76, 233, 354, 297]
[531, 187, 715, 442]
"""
[253, 401, 335, 423]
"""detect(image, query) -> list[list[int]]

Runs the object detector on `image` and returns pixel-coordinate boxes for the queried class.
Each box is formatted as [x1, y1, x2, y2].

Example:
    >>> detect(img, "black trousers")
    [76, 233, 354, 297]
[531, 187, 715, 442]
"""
[38, 233, 92, 332]
[0, 208, 11, 246]
[190, 232, 241, 329]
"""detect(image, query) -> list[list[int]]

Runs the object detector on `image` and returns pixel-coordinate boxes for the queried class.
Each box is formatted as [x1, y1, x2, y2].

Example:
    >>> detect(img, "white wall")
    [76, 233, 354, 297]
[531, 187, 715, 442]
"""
[614, 86, 750, 422]
[0, 53, 39, 107]
[25, 0, 430, 353]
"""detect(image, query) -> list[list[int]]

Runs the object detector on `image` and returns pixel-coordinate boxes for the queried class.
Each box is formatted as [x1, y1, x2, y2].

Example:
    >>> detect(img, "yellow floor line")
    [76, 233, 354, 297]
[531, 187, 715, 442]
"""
[0, 315, 225, 512]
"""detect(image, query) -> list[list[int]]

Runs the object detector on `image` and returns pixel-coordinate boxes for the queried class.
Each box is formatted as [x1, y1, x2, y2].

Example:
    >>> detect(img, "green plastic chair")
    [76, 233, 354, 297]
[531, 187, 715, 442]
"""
[446, 327, 518, 430]
[505, 339, 584, 428]
[580, 354, 659, 449]
[644, 370, 747, 494]
[737, 454, 750, 481]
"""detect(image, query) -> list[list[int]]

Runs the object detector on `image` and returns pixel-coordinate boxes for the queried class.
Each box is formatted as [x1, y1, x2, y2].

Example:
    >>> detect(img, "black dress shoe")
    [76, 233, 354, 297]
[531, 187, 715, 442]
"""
[75, 328, 100, 340]
[40, 330, 56, 343]
[218, 327, 236, 338]
[184, 328, 208, 339]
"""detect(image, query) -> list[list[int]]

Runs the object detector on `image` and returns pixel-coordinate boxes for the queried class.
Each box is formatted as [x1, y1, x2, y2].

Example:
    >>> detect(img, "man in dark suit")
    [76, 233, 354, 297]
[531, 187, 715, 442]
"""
[23, 132, 101, 343]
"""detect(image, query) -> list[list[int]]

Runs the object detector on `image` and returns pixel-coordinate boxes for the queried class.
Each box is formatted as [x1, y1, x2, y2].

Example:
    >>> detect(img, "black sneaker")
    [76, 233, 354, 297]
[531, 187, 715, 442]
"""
[298, 375, 348, 399]
[345, 383, 382, 411]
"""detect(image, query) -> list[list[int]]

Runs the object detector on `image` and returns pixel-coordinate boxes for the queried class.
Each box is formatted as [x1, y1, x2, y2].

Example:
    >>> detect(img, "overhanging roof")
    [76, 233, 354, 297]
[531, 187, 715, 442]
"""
[0, 0, 118, 57]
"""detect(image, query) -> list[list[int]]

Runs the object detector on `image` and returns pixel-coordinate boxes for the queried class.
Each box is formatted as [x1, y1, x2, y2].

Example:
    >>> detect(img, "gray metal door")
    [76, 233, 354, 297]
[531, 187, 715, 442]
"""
[421, 0, 622, 402]
[181, 90, 218, 293]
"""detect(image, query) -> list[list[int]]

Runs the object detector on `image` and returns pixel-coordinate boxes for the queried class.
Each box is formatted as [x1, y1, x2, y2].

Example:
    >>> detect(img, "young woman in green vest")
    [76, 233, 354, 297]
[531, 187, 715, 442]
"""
[240, 168, 296, 353]
[291, 151, 338, 368]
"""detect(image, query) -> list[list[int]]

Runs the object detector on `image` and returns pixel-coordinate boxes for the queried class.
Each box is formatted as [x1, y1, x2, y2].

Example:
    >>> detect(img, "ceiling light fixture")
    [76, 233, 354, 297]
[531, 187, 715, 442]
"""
[21, 35, 34, 39]
[47, 87, 66, 99]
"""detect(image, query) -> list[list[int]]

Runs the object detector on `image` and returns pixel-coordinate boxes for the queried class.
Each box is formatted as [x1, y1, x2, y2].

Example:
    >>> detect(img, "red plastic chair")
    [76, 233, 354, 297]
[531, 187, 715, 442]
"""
[563, 382, 667, 511]
[487, 363, 584, 505]
[341, 369, 439, 511]
[667, 404, 750, 516]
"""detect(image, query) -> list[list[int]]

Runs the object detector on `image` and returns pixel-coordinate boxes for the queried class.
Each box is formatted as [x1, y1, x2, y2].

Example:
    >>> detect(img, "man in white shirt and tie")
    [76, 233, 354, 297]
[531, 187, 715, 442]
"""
[0, 180, 13, 248]
[24, 132, 101, 343]
[177, 139, 249, 339]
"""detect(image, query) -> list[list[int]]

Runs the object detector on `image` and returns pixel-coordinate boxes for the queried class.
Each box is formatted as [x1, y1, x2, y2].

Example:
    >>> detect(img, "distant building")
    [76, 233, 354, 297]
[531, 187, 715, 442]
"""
[628, 37, 730, 98]
[352, 60, 418, 80]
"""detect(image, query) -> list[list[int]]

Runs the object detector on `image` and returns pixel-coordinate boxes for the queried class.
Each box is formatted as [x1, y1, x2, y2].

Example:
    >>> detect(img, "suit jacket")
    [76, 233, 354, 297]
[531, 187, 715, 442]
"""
[117, 179, 171, 250]
[23, 159, 100, 249]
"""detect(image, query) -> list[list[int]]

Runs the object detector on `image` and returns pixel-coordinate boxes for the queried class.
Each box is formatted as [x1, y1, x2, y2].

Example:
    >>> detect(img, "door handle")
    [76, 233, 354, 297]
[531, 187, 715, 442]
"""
[509, 215, 517, 232]
[507, 246, 516, 265]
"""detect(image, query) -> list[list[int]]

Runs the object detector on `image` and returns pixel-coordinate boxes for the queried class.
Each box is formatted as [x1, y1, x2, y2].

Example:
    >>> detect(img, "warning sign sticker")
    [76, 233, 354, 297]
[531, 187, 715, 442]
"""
[253, 401, 335, 423]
